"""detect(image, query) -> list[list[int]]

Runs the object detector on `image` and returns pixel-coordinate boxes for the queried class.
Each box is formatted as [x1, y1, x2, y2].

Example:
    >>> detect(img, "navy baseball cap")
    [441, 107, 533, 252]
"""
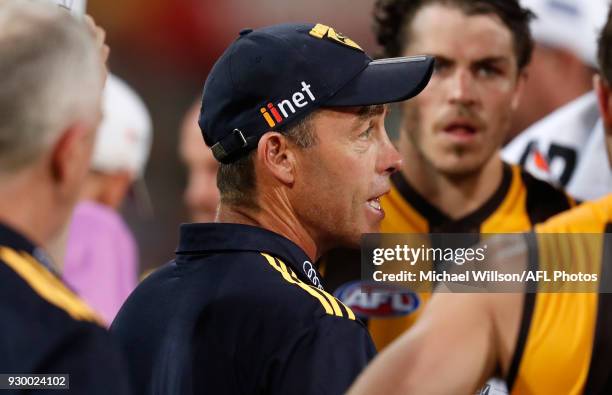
[200, 23, 434, 164]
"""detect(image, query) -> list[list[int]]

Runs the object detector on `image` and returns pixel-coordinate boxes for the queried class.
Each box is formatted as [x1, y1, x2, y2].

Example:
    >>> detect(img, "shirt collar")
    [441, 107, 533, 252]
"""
[176, 223, 325, 289]
[0, 222, 60, 277]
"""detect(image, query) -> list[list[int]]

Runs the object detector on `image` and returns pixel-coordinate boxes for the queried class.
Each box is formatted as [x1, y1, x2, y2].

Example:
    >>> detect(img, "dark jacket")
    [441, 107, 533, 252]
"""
[111, 223, 376, 395]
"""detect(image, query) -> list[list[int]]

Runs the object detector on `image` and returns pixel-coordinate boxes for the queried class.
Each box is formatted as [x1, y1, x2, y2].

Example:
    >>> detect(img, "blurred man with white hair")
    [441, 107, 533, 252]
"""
[503, 0, 612, 200]
[63, 73, 152, 326]
[0, 1, 130, 392]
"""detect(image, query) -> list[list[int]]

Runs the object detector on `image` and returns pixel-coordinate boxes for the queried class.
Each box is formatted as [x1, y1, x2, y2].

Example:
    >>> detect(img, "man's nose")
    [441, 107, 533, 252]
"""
[378, 135, 402, 175]
[448, 69, 477, 106]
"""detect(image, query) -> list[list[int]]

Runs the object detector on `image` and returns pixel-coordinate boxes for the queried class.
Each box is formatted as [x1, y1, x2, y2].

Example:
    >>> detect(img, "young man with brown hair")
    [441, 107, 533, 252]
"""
[348, 6, 612, 393]
[324, 0, 575, 357]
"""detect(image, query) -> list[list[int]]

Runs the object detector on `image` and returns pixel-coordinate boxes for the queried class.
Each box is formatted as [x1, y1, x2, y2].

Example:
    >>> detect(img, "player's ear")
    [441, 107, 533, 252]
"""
[594, 74, 612, 128]
[511, 68, 528, 111]
[256, 132, 296, 186]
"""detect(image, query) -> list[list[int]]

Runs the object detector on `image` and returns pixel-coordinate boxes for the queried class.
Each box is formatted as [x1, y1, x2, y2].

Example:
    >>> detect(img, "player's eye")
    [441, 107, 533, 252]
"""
[475, 64, 502, 78]
[433, 59, 452, 75]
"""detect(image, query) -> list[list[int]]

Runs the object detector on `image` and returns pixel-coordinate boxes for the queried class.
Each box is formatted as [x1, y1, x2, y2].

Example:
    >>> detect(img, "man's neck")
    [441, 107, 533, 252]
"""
[399, 139, 504, 220]
[217, 190, 319, 262]
[0, 173, 61, 264]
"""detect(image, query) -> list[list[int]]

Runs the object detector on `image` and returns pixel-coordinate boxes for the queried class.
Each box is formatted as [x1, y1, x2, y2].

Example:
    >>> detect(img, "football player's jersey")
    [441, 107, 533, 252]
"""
[503, 92, 612, 201]
[322, 163, 575, 351]
[507, 195, 612, 394]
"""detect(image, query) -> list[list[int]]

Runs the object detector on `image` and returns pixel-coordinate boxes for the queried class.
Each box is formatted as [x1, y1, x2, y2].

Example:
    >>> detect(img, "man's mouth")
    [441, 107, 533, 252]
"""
[443, 121, 478, 136]
[367, 197, 382, 211]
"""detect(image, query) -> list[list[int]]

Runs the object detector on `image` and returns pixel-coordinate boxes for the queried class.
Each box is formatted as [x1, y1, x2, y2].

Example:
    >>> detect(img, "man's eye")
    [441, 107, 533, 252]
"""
[359, 126, 373, 140]
[476, 65, 501, 77]
[433, 61, 450, 74]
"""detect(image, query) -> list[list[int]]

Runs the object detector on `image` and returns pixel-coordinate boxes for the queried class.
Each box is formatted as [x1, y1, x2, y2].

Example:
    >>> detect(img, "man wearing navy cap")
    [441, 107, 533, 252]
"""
[111, 23, 433, 395]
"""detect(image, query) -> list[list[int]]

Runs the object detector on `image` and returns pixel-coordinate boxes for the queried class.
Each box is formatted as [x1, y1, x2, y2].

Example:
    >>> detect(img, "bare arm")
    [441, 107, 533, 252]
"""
[348, 292, 498, 395]
[349, 235, 530, 395]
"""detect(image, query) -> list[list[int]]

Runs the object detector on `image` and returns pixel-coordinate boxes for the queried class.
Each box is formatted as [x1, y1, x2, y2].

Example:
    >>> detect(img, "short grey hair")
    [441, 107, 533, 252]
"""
[217, 113, 317, 210]
[0, 0, 103, 173]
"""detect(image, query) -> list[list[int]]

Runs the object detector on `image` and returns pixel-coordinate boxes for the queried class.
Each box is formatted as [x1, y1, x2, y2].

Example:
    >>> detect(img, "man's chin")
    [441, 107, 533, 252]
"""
[354, 223, 381, 244]
[332, 232, 365, 251]
[434, 159, 486, 178]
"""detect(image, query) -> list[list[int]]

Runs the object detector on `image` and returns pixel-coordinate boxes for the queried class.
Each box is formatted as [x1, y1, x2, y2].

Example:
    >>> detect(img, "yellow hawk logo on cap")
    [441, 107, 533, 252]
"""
[309, 23, 363, 52]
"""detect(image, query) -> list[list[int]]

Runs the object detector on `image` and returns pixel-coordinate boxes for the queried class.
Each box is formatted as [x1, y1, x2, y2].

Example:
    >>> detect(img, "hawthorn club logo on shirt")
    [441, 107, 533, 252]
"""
[260, 81, 316, 128]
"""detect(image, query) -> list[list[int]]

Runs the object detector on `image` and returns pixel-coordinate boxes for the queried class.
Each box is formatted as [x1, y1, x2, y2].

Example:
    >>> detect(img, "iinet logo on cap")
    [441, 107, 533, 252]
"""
[260, 81, 315, 127]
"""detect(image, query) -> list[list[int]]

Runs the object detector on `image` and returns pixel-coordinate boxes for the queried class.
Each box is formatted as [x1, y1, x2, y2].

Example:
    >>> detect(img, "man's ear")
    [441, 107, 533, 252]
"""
[256, 132, 296, 185]
[594, 74, 612, 128]
[49, 122, 93, 192]
[511, 69, 528, 111]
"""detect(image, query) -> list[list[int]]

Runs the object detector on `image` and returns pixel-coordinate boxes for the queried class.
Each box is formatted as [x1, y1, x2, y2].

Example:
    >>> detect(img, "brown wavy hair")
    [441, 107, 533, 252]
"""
[598, 6, 612, 83]
[373, 0, 535, 70]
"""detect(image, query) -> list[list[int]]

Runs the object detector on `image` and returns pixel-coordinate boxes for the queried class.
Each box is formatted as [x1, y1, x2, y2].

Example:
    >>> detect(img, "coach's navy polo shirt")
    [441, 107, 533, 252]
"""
[0, 222, 131, 394]
[111, 223, 376, 395]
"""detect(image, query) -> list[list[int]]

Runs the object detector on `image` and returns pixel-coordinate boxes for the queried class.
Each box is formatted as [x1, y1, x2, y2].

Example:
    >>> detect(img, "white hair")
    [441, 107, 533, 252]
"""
[0, 0, 103, 172]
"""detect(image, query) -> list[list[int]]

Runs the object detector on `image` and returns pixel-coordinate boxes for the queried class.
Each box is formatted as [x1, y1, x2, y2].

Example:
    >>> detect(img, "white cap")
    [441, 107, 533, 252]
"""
[48, 0, 87, 16]
[91, 73, 153, 178]
[521, 0, 610, 67]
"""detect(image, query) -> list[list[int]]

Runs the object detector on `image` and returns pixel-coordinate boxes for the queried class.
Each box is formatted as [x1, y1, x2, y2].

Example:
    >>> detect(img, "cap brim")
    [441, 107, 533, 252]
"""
[325, 55, 434, 106]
